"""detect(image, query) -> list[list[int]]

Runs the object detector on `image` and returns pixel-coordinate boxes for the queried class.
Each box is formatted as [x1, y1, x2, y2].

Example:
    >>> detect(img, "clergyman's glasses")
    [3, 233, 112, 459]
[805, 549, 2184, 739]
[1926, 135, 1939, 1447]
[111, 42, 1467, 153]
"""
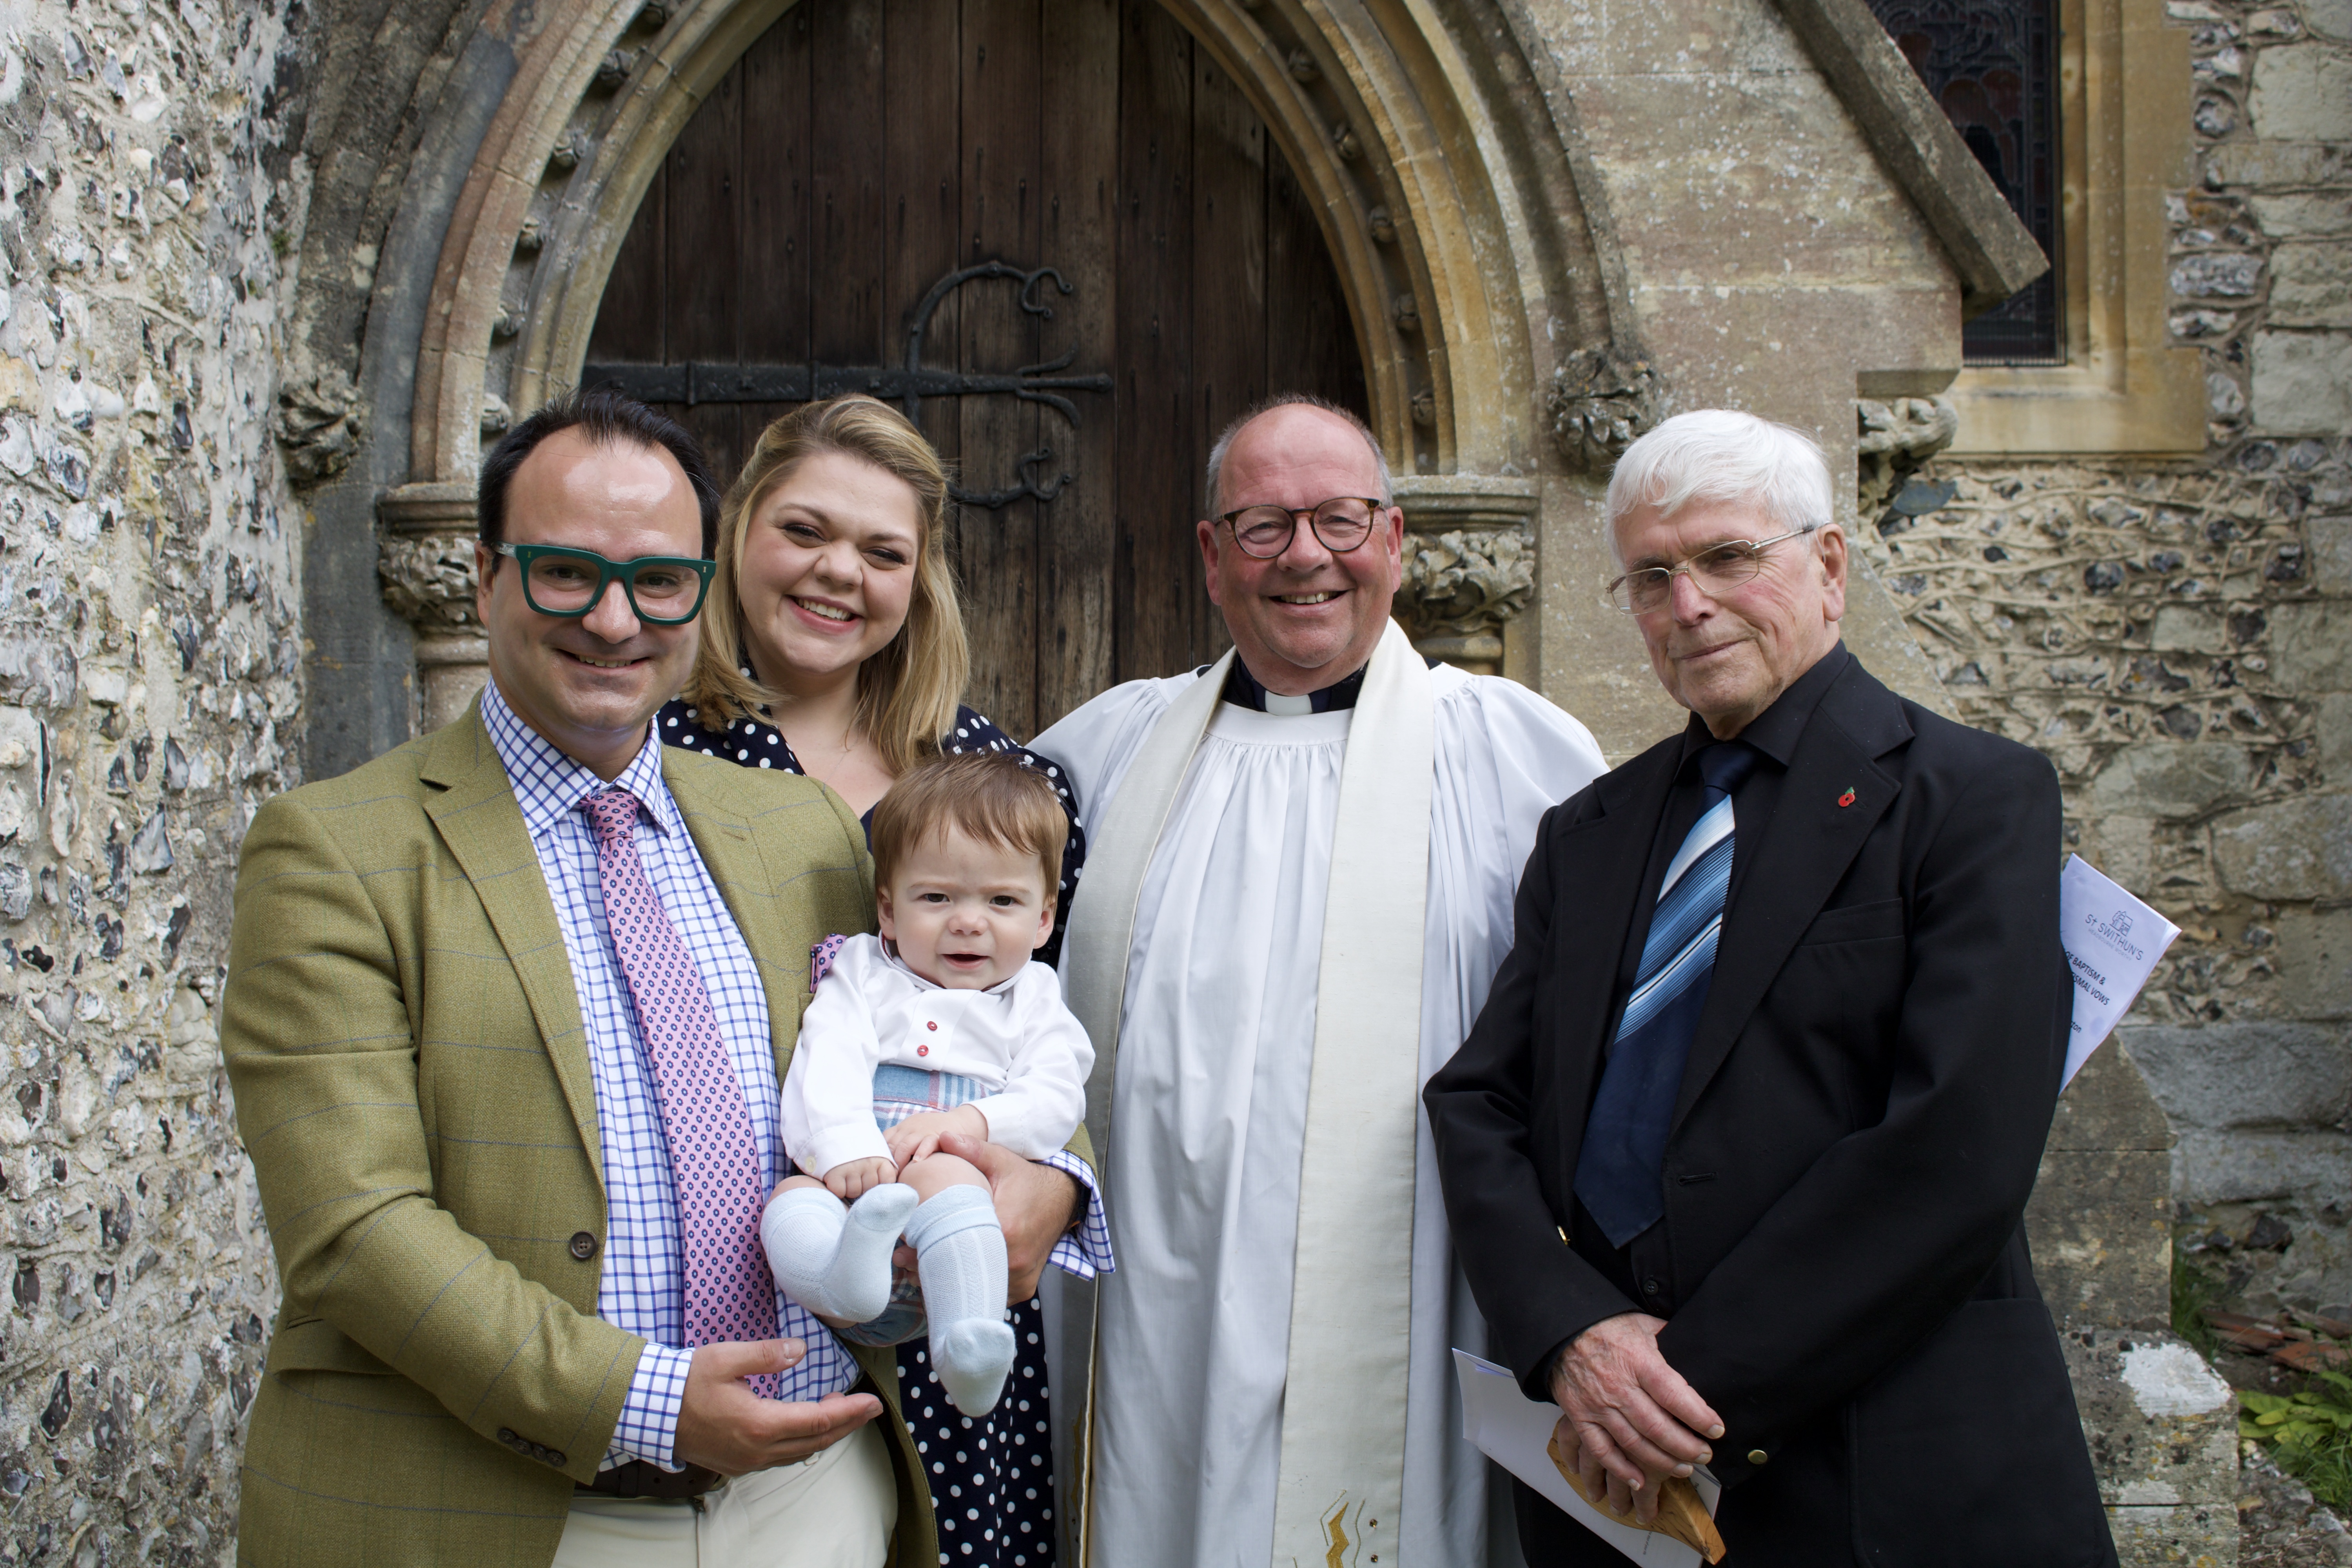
[1217, 496, 1387, 559]
[491, 543, 717, 626]
[1604, 524, 1821, 614]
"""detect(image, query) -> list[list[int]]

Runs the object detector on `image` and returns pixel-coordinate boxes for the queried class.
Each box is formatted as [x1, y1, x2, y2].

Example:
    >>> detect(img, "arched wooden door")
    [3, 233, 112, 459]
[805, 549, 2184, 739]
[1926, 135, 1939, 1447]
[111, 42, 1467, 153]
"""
[583, 0, 1367, 737]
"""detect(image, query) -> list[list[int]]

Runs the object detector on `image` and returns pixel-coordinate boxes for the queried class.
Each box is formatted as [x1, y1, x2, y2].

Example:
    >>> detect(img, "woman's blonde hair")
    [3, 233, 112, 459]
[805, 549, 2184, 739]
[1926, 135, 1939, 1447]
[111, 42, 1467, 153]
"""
[683, 396, 970, 775]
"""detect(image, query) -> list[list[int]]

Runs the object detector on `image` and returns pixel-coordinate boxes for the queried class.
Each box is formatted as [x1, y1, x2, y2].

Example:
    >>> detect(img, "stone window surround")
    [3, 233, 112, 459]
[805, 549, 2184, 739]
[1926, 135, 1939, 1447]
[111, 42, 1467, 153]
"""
[1943, 0, 2209, 455]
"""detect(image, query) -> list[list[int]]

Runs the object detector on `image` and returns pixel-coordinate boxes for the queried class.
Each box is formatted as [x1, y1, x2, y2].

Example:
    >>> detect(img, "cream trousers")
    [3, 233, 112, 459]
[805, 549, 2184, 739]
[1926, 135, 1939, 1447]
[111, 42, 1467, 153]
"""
[553, 1422, 897, 1568]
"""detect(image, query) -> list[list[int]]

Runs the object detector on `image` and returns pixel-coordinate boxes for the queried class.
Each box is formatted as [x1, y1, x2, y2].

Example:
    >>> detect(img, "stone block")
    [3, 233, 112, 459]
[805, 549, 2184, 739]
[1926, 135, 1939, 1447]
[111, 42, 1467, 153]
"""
[2064, 1331, 2239, 1567]
[2204, 141, 2351, 187]
[2251, 330, 2352, 435]
[2125, 1021, 2352, 1129]
[2052, 1040, 2178, 1153]
[2248, 44, 2352, 139]
[2210, 794, 2352, 901]
[2309, 0, 2351, 39]
[2271, 241, 2352, 327]
[2321, 693, 2352, 786]
[2174, 1126, 2352, 1203]
[2089, 744, 2258, 817]
[2249, 192, 2352, 236]
[2272, 905, 2352, 1018]
[2268, 599, 2352, 688]
[2313, 517, 2352, 594]
[2153, 604, 2229, 652]
[2030, 1149, 2174, 1329]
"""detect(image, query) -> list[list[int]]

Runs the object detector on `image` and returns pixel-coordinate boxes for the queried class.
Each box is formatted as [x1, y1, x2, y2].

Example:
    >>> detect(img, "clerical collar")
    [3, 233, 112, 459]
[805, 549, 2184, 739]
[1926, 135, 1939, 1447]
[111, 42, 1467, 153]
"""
[1220, 658, 1367, 715]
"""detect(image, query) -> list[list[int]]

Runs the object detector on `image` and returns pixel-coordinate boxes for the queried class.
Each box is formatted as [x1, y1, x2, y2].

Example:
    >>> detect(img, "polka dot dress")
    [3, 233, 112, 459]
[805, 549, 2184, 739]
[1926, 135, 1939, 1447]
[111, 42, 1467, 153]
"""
[905, 1301, 1059, 1566]
[659, 682, 1079, 1565]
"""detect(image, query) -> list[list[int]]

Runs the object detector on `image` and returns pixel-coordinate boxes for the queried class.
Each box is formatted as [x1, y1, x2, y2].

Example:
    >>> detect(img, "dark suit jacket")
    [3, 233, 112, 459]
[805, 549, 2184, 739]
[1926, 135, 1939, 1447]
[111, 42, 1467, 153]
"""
[1425, 655, 2113, 1568]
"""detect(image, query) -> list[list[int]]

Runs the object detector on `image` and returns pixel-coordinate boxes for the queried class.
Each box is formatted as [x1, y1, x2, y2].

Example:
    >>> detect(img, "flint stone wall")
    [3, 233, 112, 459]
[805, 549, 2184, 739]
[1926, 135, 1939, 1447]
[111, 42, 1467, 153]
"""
[0, 0, 303, 1560]
[1900, 0, 2350, 1321]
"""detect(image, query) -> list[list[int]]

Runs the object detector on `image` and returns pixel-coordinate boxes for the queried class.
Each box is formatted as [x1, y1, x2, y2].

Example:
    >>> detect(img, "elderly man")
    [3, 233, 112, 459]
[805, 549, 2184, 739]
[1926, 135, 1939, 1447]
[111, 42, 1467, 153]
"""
[1033, 394, 1609, 1568]
[1425, 410, 2114, 1566]
[221, 390, 1036, 1567]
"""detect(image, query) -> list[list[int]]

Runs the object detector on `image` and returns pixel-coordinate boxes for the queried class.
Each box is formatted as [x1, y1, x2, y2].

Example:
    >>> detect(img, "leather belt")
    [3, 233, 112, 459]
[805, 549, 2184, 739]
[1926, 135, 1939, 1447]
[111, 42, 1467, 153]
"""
[580, 1459, 724, 1501]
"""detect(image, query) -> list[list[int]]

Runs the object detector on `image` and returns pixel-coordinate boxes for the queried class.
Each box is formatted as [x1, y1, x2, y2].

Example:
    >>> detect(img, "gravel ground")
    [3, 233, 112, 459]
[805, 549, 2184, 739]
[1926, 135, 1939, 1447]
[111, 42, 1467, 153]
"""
[2241, 1449, 2352, 1568]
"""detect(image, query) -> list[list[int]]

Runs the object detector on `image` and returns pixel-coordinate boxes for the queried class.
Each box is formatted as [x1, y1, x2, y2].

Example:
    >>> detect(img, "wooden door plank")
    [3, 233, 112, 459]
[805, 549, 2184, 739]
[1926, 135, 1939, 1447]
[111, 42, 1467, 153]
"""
[882, 0, 965, 657]
[1187, 43, 1263, 673]
[663, 54, 746, 485]
[955, 0, 1044, 737]
[810, 0, 888, 375]
[1034, 0, 1119, 730]
[732, 0, 813, 480]
[586, 165, 666, 365]
[1265, 152, 1369, 423]
[1112, 0, 1198, 686]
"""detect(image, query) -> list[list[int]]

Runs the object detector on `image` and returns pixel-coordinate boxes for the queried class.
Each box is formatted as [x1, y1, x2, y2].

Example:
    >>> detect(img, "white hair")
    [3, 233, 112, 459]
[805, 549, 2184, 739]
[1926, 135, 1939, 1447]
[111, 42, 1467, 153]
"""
[1203, 394, 1394, 514]
[1604, 409, 1833, 563]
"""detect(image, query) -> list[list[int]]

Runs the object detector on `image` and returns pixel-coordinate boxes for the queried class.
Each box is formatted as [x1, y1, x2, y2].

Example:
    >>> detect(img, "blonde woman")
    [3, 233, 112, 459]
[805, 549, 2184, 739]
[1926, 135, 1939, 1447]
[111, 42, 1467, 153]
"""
[659, 394, 1101, 1568]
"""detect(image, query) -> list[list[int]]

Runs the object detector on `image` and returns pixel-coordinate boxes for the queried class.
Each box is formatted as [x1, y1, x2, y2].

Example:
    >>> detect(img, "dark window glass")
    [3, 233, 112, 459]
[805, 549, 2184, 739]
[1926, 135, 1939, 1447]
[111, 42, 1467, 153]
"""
[1867, 0, 2063, 365]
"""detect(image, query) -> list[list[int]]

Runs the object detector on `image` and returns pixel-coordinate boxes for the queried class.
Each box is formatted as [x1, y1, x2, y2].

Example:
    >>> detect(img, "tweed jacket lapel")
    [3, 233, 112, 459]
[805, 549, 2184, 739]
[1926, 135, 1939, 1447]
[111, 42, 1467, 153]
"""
[1669, 662, 1910, 1135]
[662, 752, 808, 1089]
[419, 706, 603, 1184]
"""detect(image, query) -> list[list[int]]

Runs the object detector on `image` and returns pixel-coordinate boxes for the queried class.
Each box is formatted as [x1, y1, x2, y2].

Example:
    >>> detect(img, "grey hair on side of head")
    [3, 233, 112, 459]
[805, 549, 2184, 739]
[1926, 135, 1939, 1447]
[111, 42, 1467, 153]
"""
[1603, 409, 1833, 566]
[1202, 393, 1394, 514]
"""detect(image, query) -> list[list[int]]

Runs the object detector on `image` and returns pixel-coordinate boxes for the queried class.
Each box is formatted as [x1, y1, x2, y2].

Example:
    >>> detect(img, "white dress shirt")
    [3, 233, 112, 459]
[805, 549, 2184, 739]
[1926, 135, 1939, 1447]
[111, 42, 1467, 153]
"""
[782, 935, 1094, 1173]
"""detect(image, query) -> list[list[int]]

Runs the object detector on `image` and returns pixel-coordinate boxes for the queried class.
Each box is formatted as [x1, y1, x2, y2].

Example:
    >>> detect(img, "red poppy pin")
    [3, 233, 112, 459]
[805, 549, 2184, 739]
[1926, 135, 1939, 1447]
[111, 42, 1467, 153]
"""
[1837, 787, 1858, 808]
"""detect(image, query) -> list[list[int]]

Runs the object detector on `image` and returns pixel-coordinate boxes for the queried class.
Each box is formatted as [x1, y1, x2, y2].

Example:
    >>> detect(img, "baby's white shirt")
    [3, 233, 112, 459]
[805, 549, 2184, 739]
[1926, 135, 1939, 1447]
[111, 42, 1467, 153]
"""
[780, 932, 1094, 1175]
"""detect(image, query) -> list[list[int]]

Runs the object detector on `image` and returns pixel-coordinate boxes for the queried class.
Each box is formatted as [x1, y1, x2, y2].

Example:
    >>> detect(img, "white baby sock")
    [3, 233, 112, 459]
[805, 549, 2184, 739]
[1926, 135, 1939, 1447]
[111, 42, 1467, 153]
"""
[761, 1182, 919, 1323]
[905, 1185, 1015, 1416]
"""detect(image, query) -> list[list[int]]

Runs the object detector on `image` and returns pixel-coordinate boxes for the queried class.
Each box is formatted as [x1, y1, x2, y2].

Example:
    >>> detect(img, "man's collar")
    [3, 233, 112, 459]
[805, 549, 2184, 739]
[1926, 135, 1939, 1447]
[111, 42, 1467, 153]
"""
[1677, 641, 1852, 770]
[481, 676, 677, 840]
[1221, 657, 1368, 715]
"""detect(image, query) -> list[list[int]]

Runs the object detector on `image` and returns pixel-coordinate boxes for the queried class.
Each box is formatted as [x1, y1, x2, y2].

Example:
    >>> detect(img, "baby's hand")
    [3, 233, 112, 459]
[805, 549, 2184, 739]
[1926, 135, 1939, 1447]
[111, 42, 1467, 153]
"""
[885, 1105, 990, 1171]
[824, 1157, 898, 1201]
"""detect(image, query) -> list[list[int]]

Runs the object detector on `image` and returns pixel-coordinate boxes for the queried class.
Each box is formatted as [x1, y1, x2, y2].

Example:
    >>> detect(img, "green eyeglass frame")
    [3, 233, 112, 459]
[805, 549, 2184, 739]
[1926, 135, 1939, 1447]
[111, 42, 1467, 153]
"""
[490, 542, 717, 626]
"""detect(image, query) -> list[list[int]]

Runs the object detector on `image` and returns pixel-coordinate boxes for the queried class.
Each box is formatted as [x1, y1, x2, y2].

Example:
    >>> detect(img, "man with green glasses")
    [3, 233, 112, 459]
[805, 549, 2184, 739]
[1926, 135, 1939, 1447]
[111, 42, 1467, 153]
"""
[220, 390, 938, 1568]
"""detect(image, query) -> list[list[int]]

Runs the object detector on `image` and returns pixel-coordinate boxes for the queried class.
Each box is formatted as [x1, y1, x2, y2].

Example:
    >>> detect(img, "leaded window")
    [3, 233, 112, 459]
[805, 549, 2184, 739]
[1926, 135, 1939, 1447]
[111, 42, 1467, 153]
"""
[1867, 0, 2064, 365]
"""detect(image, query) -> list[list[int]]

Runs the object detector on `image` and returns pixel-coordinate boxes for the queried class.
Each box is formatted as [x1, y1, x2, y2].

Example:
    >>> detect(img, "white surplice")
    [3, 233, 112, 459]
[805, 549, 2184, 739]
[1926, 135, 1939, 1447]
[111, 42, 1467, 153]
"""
[1033, 661, 1608, 1568]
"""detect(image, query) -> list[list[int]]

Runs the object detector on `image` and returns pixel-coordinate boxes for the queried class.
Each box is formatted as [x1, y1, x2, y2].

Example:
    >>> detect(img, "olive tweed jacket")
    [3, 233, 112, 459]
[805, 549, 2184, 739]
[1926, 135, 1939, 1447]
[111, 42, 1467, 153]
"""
[221, 707, 937, 1568]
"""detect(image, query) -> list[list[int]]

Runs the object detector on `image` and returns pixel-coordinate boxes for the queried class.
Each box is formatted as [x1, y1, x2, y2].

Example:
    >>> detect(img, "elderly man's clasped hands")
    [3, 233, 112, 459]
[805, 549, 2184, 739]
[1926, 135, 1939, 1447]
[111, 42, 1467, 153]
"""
[1549, 1312, 1725, 1523]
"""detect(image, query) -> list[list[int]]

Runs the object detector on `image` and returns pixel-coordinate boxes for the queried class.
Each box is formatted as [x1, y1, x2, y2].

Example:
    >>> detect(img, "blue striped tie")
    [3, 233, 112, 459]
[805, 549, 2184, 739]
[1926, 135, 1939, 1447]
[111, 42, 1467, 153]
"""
[1574, 742, 1759, 1248]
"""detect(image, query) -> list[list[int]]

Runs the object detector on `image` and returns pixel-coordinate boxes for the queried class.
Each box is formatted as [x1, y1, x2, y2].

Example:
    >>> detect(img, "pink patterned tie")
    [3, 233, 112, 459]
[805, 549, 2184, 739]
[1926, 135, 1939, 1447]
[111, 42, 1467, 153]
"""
[584, 788, 780, 1397]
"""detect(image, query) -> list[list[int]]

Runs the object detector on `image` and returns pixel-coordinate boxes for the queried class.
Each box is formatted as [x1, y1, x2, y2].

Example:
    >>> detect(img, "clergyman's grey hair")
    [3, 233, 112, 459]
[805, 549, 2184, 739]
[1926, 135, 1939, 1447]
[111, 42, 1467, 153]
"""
[1203, 394, 1394, 514]
[1603, 409, 1832, 566]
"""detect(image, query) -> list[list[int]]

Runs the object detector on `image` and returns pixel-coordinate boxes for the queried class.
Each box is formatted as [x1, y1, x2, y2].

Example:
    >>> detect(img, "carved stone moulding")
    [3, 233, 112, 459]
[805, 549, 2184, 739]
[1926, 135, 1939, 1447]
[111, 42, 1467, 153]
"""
[377, 481, 490, 734]
[1855, 395, 1960, 520]
[1391, 474, 1540, 674]
[1548, 345, 1665, 474]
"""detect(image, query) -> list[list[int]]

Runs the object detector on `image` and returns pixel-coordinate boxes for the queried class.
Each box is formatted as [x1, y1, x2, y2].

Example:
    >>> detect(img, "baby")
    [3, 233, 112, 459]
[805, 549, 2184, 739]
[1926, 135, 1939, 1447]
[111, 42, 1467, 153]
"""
[762, 750, 1093, 1417]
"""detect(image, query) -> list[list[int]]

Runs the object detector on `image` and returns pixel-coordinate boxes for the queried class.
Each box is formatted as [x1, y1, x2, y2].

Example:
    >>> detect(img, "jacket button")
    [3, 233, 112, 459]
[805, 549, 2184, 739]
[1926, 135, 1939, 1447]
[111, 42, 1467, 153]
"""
[1642, 1277, 1661, 1295]
[570, 1231, 598, 1261]
[548, 1450, 568, 1467]
[498, 1427, 517, 1445]
[1747, 1448, 1769, 1466]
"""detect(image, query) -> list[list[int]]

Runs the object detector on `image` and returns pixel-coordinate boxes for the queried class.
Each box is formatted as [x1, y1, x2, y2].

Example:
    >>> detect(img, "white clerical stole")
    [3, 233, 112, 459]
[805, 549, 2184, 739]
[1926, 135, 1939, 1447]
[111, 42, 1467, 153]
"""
[1060, 619, 1435, 1568]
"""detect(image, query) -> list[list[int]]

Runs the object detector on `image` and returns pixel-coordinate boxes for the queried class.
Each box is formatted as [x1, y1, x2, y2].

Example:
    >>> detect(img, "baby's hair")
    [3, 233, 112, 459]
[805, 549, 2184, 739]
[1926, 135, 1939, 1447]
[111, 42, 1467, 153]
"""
[868, 751, 1065, 906]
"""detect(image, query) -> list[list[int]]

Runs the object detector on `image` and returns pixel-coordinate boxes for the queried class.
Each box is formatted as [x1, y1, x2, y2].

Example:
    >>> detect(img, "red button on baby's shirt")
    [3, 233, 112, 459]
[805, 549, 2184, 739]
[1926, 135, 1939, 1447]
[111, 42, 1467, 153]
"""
[917, 1045, 929, 1056]
[927, 1021, 938, 1031]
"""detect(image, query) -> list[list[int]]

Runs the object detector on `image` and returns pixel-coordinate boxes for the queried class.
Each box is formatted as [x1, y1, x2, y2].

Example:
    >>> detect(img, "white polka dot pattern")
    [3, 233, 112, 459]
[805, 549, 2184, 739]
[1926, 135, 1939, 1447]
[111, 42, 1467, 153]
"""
[583, 787, 782, 1397]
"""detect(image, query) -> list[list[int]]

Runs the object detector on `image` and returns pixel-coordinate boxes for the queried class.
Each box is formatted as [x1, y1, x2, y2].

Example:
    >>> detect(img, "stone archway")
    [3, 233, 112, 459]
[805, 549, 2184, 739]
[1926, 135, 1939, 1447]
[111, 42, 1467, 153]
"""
[371, 0, 1655, 728]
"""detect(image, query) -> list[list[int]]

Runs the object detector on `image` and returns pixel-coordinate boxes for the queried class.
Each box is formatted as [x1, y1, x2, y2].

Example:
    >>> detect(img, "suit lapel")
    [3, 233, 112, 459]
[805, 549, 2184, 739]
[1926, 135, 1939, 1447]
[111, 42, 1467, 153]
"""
[1668, 673, 1907, 1134]
[1547, 742, 1681, 1165]
[664, 755, 799, 1087]
[419, 708, 604, 1183]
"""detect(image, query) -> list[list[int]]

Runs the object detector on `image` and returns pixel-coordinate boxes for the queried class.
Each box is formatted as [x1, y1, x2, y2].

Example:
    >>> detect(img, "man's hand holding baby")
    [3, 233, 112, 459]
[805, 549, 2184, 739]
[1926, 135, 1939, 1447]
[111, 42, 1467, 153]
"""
[885, 1104, 989, 1170]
